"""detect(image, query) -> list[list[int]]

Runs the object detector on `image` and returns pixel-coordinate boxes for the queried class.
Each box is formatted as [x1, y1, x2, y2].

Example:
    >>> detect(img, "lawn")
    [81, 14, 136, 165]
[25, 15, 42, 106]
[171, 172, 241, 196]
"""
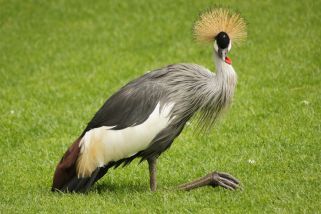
[1, 0, 320, 213]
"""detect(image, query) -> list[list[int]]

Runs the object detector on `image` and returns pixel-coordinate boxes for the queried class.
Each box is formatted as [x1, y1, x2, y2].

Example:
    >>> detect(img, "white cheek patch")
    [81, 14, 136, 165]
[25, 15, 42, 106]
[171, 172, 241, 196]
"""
[214, 41, 219, 52]
[228, 41, 232, 52]
[76, 102, 175, 178]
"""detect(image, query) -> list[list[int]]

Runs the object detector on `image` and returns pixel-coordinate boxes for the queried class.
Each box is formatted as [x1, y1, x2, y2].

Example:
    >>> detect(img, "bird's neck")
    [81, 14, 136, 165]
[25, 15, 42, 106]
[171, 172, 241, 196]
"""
[192, 52, 238, 131]
[212, 52, 237, 105]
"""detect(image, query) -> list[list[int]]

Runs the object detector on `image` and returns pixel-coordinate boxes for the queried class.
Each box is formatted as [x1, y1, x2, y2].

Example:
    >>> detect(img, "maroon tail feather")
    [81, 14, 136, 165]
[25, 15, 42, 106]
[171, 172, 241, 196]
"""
[51, 137, 81, 192]
[51, 136, 140, 192]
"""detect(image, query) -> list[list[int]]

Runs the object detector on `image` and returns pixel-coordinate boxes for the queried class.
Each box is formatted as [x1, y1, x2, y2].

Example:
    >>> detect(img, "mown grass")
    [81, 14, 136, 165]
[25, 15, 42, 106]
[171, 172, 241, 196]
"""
[1, 0, 320, 213]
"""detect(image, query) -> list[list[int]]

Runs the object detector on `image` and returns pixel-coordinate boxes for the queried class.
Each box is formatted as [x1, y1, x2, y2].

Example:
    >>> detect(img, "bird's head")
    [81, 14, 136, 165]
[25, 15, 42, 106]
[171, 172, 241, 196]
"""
[193, 8, 247, 65]
[214, 31, 232, 64]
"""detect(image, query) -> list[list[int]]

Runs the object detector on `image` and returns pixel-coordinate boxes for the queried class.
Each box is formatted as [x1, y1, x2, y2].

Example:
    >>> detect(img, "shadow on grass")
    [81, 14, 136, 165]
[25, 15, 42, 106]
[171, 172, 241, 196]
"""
[94, 181, 147, 194]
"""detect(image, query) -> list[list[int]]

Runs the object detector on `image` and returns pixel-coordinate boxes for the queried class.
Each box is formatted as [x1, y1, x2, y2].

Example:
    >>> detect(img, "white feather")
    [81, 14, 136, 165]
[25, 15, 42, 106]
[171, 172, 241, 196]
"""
[77, 102, 174, 177]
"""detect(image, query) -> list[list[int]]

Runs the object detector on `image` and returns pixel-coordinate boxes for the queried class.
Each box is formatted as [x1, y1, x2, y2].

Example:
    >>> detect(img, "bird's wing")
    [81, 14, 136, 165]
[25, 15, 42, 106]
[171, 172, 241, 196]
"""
[82, 68, 169, 134]
[52, 68, 171, 192]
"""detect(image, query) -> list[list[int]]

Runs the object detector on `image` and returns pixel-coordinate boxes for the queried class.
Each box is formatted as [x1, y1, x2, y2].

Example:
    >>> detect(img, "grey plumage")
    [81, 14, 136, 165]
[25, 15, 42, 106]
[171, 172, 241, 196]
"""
[144, 60, 236, 159]
[85, 55, 236, 162]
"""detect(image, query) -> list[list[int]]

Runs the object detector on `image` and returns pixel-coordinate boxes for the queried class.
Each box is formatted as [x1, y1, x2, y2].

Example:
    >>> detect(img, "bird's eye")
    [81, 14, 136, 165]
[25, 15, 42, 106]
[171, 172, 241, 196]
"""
[215, 32, 230, 49]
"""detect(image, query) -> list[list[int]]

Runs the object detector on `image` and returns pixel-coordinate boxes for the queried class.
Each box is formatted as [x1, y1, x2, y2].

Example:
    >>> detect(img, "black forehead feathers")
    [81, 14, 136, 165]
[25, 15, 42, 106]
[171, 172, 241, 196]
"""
[215, 32, 230, 49]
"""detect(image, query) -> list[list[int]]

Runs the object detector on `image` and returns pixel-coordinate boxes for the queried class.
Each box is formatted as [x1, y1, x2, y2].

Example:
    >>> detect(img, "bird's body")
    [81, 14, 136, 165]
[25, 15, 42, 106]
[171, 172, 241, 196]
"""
[80, 61, 237, 170]
[52, 62, 236, 192]
[52, 8, 246, 193]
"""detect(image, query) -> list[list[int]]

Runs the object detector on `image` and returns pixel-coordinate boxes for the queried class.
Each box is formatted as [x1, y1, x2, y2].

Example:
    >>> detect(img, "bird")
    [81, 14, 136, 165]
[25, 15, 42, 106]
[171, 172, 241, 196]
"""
[51, 8, 247, 193]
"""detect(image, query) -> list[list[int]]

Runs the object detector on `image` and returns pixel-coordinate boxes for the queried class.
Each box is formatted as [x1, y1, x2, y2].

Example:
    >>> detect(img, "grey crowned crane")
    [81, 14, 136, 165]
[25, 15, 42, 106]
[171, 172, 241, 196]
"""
[52, 8, 247, 193]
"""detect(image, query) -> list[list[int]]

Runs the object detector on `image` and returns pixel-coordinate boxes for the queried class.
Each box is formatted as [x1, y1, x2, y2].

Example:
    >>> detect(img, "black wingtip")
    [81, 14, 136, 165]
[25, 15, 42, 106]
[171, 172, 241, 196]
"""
[55, 168, 100, 193]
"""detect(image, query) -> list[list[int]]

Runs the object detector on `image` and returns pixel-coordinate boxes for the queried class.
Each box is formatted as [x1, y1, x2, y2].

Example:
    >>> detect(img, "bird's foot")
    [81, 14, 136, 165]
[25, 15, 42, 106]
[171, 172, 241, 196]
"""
[208, 171, 241, 190]
[178, 171, 241, 191]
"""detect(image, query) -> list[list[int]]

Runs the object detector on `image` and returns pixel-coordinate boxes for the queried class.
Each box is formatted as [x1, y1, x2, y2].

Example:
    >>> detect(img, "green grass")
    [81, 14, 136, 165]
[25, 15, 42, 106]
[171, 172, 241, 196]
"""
[1, 0, 320, 213]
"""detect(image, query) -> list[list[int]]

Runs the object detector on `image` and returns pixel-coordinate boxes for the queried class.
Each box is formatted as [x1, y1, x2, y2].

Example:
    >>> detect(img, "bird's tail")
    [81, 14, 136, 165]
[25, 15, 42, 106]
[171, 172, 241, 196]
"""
[51, 137, 102, 193]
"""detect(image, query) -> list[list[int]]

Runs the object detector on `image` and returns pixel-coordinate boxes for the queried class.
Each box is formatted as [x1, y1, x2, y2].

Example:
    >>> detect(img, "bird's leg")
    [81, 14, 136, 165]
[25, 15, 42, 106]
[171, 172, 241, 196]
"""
[147, 157, 157, 192]
[178, 171, 240, 191]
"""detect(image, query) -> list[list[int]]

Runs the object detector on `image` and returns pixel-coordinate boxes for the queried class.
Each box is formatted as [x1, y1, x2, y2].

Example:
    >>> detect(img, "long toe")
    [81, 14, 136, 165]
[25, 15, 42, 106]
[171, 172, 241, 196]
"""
[217, 172, 240, 184]
[210, 171, 241, 191]
[217, 177, 239, 190]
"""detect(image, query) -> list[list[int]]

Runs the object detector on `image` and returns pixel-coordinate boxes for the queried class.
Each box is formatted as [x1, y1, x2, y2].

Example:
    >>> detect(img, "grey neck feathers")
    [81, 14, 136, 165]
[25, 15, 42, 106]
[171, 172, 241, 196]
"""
[155, 53, 237, 131]
[213, 52, 237, 106]
[195, 52, 237, 130]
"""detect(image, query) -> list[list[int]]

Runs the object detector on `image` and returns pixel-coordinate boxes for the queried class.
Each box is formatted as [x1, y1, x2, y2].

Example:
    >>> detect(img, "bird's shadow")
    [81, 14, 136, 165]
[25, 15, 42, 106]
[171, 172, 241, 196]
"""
[93, 181, 147, 194]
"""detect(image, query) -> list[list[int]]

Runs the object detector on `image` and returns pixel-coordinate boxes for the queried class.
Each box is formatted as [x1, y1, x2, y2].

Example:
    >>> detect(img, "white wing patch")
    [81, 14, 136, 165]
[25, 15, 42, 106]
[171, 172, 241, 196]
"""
[77, 102, 174, 178]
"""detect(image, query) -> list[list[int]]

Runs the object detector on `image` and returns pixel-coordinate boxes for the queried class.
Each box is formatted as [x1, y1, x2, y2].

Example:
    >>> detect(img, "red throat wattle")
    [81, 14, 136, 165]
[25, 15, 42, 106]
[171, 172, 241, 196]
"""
[225, 57, 232, 65]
